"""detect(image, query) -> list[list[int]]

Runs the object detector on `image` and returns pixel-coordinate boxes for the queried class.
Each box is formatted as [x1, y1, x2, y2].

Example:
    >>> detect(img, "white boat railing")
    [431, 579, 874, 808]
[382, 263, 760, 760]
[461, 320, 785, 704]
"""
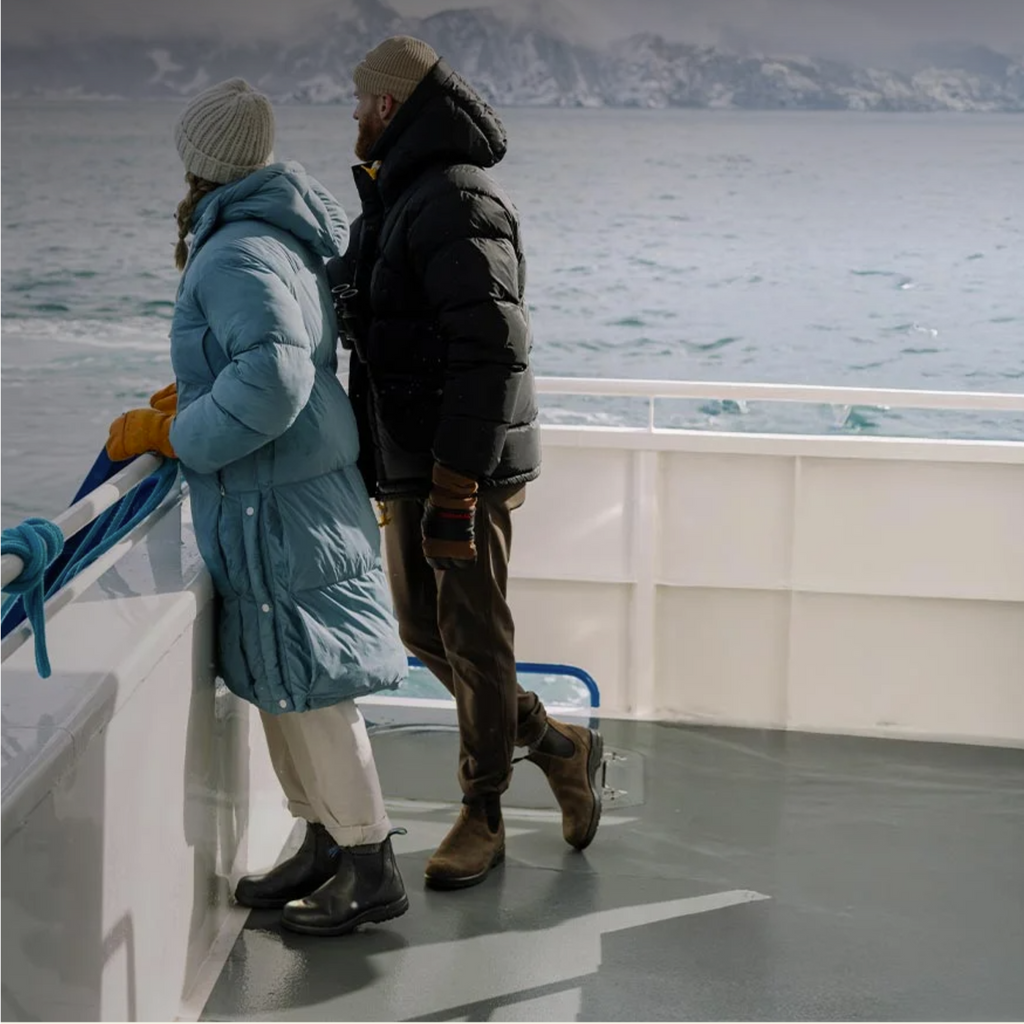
[2, 377, 1020, 603]
[4, 378, 1019, 606]
[535, 376, 1024, 430]
[0, 454, 163, 589]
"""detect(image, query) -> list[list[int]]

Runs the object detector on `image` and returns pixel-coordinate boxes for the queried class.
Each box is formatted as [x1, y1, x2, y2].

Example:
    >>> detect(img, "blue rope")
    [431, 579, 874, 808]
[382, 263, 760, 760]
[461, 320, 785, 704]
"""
[1, 455, 179, 678]
[1, 519, 65, 676]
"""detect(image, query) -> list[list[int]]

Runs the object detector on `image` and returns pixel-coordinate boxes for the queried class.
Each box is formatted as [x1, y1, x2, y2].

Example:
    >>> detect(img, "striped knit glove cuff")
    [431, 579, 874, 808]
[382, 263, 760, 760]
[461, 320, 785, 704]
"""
[421, 464, 478, 571]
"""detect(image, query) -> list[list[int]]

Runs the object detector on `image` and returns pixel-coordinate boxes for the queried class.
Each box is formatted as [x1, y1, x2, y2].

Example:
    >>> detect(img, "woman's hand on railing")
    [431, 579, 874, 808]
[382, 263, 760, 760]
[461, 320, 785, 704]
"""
[106, 408, 177, 461]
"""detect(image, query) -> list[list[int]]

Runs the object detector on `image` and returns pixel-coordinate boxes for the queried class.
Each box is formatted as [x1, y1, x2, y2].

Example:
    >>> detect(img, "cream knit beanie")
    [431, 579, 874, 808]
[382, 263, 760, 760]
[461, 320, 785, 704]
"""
[174, 78, 275, 184]
[353, 36, 440, 102]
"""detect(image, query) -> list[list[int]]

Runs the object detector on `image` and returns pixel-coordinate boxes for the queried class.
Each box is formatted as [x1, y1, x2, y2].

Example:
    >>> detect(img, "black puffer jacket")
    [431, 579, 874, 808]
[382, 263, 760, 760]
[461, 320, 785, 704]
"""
[332, 59, 540, 500]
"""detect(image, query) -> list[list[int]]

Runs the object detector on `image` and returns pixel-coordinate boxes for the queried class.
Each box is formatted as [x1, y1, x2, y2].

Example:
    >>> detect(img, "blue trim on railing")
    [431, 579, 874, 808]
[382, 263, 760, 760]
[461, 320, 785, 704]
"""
[408, 656, 600, 708]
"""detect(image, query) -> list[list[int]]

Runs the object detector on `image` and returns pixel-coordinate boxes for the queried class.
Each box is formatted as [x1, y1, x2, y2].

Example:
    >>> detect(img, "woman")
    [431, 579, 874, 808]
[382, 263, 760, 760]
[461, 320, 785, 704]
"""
[106, 78, 409, 937]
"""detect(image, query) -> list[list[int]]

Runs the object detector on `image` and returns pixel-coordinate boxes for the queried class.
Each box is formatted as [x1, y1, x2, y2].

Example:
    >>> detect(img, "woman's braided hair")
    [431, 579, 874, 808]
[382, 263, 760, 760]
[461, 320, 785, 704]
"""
[174, 172, 219, 270]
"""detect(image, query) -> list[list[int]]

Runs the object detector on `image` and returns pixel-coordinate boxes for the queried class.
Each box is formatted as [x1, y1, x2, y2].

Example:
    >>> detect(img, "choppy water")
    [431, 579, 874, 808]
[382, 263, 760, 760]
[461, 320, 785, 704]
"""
[2, 101, 1022, 524]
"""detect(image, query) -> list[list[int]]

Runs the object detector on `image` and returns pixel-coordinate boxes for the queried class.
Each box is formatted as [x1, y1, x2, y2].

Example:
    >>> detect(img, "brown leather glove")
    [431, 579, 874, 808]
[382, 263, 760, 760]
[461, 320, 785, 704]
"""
[148, 382, 177, 414]
[421, 463, 478, 570]
[106, 408, 176, 462]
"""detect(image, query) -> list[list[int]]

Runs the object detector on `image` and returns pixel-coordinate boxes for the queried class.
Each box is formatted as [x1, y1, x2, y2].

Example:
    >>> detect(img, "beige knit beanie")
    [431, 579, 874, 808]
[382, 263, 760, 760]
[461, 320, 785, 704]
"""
[353, 36, 440, 102]
[174, 78, 275, 184]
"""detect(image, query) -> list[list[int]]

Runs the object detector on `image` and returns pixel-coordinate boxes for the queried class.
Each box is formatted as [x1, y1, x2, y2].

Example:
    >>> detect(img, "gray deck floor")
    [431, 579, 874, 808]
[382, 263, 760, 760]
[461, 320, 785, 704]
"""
[202, 717, 1024, 1021]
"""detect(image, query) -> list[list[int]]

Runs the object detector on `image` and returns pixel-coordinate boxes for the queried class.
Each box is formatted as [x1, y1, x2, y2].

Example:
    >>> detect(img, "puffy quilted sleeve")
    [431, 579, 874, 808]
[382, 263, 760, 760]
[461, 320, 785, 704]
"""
[170, 250, 315, 475]
[408, 183, 529, 480]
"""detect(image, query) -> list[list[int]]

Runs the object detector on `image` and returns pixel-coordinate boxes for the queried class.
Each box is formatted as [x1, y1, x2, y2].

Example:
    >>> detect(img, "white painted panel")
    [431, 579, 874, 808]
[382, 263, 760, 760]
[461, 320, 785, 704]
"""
[788, 593, 1024, 744]
[2, 790, 109, 1021]
[659, 453, 795, 589]
[508, 579, 631, 711]
[510, 447, 632, 582]
[793, 459, 1024, 601]
[1, 617, 292, 1023]
[655, 587, 790, 726]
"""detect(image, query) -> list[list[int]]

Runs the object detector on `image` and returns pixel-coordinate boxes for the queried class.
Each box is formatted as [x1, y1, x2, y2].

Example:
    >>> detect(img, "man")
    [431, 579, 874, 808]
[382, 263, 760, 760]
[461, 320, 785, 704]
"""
[332, 36, 604, 890]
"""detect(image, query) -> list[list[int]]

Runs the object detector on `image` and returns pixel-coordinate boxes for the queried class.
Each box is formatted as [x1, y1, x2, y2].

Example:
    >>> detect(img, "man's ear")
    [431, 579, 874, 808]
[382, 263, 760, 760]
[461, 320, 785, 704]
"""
[379, 94, 398, 122]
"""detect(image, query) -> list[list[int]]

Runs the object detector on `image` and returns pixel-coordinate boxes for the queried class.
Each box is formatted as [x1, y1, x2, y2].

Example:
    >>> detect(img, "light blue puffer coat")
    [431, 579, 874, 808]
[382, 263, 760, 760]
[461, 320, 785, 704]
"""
[169, 161, 407, 714]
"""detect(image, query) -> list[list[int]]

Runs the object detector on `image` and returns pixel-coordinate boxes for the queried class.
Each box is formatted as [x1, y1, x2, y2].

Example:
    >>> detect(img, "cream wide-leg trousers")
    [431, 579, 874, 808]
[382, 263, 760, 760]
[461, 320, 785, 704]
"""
[259, 700, 391, 847]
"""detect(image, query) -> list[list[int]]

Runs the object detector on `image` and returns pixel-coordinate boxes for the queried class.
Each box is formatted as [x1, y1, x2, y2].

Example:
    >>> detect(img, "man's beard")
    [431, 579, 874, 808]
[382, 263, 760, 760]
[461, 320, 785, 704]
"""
[355, 112, 386, 162]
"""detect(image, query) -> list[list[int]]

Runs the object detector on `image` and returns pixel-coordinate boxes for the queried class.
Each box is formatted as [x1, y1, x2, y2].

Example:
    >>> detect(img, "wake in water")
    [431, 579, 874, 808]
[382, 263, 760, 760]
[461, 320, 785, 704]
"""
[1, 316, 172, 355]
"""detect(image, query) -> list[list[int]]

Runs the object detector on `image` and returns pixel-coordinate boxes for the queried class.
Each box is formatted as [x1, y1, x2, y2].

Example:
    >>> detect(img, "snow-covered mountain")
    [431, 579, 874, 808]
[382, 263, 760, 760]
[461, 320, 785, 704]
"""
[4, 0, 1023, 112]
[606, 35, 1024, 112]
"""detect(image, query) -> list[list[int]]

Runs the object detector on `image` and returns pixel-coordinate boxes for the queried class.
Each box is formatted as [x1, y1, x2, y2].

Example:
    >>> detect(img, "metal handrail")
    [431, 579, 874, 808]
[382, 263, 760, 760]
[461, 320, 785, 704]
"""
[535, 377, 1024, 412]
[0, 455, 163, 589]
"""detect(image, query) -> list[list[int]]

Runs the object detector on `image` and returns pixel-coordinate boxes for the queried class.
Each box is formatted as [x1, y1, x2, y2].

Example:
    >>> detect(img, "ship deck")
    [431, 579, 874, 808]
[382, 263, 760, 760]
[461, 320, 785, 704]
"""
[198, 715, 1024, 1022]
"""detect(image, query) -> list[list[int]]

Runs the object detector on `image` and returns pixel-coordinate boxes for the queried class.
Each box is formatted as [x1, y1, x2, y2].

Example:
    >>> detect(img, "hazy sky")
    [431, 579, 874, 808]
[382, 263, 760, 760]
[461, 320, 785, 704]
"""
[5, 0, 1024, 66]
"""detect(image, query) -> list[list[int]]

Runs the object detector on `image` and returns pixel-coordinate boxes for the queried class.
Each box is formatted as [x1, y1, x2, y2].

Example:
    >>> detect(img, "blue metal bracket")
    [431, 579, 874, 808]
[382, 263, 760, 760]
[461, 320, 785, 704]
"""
[407, 656, 601, 708]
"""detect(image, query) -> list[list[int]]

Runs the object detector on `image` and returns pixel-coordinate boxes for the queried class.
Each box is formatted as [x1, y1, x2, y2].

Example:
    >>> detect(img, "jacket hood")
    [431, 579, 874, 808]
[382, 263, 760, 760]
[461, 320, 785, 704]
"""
[368, 60, 507, 204]
[190, 161, 349, 260]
